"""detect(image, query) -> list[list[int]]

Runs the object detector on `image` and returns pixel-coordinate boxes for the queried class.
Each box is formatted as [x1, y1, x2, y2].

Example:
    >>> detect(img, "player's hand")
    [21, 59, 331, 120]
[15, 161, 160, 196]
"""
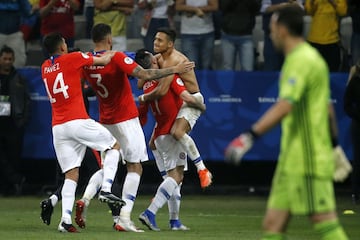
[175, 61, 195, 74]
[333, 145, 352, 182]
[224, 133, 254, 165]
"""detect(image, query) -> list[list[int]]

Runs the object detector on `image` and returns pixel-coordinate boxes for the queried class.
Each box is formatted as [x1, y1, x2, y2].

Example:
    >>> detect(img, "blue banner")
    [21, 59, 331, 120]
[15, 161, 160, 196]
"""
[18, 67, 351, 161]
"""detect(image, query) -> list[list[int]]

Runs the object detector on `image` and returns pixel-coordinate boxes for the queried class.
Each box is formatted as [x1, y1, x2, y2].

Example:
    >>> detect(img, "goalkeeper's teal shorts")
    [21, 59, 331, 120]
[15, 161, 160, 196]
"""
[267, 171, 336, 215]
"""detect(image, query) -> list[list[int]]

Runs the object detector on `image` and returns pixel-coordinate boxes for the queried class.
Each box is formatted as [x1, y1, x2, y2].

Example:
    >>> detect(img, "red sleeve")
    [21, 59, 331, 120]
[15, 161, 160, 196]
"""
[113, 52, 138, 75]
[70, 52, 94, 69]
[170, 75, 187, 96]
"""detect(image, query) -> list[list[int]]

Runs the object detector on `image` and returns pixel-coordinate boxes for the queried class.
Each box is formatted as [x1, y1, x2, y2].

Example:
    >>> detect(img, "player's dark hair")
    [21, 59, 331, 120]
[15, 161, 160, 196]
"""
[135, 49, 152, 69]
[43, 32, 64, 55]
[274, 5, 304, 37]
[92, 23, 112, 43]
[0, 45, 14, 57]
[157, 27, 176, 43]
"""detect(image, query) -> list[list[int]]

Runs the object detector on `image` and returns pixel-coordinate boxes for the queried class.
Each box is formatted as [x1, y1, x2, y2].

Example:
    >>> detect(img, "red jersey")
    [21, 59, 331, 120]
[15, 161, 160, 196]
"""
[40, 0, 79, 39]
[41, 52, 94, 126]
[143, 74, 186, 139]
[82, 51, 138, 124]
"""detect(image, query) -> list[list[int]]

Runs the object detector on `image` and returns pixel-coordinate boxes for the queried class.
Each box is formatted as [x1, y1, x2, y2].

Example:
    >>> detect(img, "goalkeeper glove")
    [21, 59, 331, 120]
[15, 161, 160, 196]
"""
[224, 130, 257, 165]
[333, 145, 352, 182]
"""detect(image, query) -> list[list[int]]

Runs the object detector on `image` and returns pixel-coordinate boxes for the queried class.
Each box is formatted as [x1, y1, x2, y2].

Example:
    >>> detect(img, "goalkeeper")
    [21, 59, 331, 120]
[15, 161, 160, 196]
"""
[225, 5, 348, 240]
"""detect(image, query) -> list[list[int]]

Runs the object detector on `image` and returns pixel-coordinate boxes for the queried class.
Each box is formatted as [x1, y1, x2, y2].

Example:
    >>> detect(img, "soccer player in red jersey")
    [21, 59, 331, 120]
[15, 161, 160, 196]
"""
[74, 23, 195, 232]
[41, 32, 125, 233]
[139, 27, 213, 189]
[135, 49, 205, 231]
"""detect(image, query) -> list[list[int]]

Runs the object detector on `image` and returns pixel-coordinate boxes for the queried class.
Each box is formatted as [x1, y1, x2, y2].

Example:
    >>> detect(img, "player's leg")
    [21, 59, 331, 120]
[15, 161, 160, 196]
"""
[261, 170, 290, 239]
[139, 135, 185, 231]
[151, 138, 189, 231]
[52, 123, 87, 233]
[75, 169, 103, 228]
[139, 167, 182, 231]
[78, 119, 124, 204]
[261, 208, 290, 239]
[40, 184, 63, 225]
[171, 117, 212, 189]
[309, 178, 348, 239]
[107, 119, 147, 232]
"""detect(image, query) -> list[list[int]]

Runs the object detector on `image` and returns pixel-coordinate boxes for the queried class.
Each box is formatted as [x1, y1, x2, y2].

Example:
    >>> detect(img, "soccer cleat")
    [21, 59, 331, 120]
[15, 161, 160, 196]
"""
[139, 210, 160, 231]
[114, 218, 144, 232]
[98, 191, 126, 206]
[170, 219, 190, 231]
[198, 168, 213, 189]
[58, 222, 78, 233]
[75, 199, 87, 228]
[40, 198, 53, 225]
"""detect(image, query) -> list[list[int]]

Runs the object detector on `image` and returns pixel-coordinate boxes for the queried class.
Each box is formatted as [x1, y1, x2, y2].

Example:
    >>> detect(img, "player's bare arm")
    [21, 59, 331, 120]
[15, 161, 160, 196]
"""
[251, 99, 292, 136]
[180, 91, 206, 113]
[131, 61, 195, 81]
[138, 75, 173, 103]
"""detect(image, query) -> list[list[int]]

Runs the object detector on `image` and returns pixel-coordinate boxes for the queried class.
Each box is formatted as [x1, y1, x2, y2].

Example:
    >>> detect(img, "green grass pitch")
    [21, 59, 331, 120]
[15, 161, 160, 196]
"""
[0, 195, 358, 239]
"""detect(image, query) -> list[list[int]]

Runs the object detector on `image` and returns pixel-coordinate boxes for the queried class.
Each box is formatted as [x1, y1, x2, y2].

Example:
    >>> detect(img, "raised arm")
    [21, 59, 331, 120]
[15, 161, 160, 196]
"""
[131, 61, 195, 81]
[180, 90, 206, 112]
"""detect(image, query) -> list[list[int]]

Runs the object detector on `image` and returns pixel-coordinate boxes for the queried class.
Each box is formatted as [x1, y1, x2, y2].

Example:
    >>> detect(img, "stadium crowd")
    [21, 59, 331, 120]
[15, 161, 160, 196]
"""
[0, 0, 357, 72]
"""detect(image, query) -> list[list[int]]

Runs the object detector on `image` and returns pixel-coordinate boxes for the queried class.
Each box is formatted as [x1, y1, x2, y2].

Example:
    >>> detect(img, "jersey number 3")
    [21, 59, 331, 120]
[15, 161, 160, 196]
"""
[44, 72, 69, 103]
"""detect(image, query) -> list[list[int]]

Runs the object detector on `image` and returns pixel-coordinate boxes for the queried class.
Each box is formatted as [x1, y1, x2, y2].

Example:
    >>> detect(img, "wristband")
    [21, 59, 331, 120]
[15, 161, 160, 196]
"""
[248, 128, 259, 139]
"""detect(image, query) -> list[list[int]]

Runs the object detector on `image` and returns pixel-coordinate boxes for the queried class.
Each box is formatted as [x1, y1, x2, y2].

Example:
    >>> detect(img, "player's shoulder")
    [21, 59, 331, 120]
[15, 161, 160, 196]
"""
[173, 49, 189, 62]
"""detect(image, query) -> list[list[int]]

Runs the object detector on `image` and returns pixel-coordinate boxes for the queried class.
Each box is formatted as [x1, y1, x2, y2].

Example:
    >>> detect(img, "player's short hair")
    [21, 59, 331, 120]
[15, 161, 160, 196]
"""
[43, 32, 64, 55]
[0, 45, 14, 57]
[274, 5, 304, 37]
[92, 23, 111, 43]
[157, 27, 176, 43]
[135, 49, 152, 69]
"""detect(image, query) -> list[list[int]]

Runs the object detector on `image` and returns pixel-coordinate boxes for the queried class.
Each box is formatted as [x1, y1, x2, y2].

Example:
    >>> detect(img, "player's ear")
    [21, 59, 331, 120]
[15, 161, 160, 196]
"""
[167, 40, 174, 49]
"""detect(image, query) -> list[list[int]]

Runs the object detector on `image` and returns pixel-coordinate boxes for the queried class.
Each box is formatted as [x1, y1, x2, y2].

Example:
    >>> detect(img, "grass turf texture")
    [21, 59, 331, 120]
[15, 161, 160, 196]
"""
[0, 195, 358, 240]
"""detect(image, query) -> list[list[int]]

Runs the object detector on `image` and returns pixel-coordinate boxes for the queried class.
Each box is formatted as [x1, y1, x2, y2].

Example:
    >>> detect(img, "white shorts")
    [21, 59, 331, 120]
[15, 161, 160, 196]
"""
[102, 117, 148, 164]
[52, 119, 117, 173]
[176, 92, 203, 129]
[154, 135, 188, 172]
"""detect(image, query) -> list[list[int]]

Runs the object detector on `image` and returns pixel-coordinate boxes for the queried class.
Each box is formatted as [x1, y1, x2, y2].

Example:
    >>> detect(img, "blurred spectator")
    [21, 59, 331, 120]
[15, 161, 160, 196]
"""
[0, 45, 31, 196]
[348, 0, 360, 66]
[343, 60, 360, 205]
[84, 0, 95, 39]
[20, 0, 41, 43]
[220, 0, 261, 71]
[39, 0, 81, 51]
[261, 0, 303, 71]
[176, 0, 218, 70]
[305, 0, 347, 72]
[0, 0, 32, 68]
[94, 0, 134, 51]
[139, 0, 175, 53]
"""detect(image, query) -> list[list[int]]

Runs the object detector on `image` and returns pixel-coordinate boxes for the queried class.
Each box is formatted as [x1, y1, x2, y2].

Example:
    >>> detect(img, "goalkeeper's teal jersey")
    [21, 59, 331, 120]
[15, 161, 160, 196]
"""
[277, 42, 334, 178]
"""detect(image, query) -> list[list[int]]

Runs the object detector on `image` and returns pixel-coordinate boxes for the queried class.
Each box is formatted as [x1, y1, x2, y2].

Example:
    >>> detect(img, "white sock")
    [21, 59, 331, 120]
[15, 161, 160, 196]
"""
[148, 177, 178, 214]
[178, 134, 205, 170]
[49, 194, 58, 207]
[120, 172, 140, 220]
[61, 179, 77, 224]
[168, 184, 181, 220]
[83, 169, 103, 206]
[101, 149, 119, 192]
